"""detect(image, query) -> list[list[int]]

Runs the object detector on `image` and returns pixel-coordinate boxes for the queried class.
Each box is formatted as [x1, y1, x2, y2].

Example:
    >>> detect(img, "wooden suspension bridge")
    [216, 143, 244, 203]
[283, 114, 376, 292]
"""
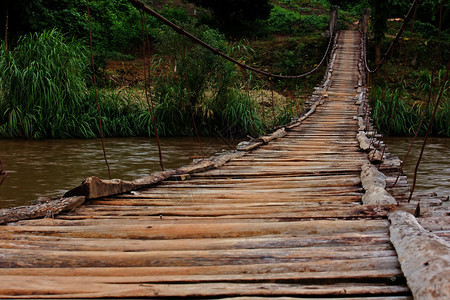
[0, 5, 449, 299]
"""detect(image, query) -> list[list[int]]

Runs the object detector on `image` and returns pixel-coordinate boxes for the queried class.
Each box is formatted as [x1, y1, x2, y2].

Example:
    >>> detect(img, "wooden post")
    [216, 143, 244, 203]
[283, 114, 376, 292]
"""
[329, 6, 339, 36]
[362, 8, 371, 35]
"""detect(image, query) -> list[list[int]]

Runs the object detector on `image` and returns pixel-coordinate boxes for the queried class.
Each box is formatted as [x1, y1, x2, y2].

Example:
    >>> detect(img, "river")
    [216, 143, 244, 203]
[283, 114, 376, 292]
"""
[0, 136, 448, 208]
[384, 137, 449, 198]
[0, 137, 234, 208]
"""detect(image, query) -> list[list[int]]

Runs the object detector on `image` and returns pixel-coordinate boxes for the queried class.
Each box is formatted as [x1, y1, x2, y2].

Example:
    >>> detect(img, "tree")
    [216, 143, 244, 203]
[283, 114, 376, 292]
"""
[188, 0, 272, 32]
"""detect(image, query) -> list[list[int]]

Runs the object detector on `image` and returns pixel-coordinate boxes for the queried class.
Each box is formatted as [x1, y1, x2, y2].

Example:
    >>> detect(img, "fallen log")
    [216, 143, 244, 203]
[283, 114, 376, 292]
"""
[0, 196, 85, 225]
[389, 211, 450, 299]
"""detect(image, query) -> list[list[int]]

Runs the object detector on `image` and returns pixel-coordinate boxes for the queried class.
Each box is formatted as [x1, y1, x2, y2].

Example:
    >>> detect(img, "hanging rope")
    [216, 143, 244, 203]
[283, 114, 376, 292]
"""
[128, 0, 335, 80]
[183, 41, 204, 158]
[399, 3, 418, 81]
[408, 62, 448, 202]
[242, 68, 258, 137]
[390, 0, 444, 188]
[140, 11, 165, 171]
[270, 78, 276, 128]
[86, 0, 112, 179]
[0, 157, 6, 187]
[4, 3, 8, 51]
[363, 0, 419, 74]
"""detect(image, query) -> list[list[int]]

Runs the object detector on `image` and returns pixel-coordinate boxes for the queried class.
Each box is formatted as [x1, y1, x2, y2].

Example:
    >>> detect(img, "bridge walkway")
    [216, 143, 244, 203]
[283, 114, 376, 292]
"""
[0, 30, 412, 298]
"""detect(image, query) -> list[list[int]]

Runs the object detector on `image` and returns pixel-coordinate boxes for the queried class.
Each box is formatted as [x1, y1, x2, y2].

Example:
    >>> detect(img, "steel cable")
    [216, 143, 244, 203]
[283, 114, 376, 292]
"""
[129, 0, 335, 80]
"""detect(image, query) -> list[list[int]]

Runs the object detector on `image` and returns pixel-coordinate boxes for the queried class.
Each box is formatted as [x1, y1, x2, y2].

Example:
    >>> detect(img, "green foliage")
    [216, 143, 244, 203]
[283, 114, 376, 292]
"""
[0, 30, 89, 138]
[268, 6, 301, 34]
[370, 69, 449, 137]
[187, 0, 272, 33]
[0, 30, 149, 139]
[151, 21, 265, 137]
[2, 0, 142, 59]
[301, 15, 329, 32]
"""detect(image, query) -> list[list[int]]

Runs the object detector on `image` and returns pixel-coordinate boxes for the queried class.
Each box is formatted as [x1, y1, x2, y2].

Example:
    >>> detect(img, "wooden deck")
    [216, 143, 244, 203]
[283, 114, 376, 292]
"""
[0, 30, 412, 298]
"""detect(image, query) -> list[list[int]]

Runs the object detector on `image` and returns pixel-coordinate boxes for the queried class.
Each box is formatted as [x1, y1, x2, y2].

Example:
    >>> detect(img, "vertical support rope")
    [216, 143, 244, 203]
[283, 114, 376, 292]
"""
[0, 157, 5, 209]
[243, 69, 258, 138]
[140, 11, 164, 171]
[183, 41, 204, 158]
[86, 0, 112, 179]
[4, 3, 8, 51]
[408, 63, 448, 203]
[270, 77, 276, 128]
[400, 3, 418, 82]
[217, 55, 234, 144]
[0, 158, 6, 187]
[390, 0, 444, 188]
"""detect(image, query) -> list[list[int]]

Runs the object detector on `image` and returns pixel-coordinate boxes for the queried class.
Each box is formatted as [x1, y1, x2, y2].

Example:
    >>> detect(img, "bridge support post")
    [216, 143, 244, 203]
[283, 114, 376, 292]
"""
[362, 8, 371, 34]
[329, 6, 339, 37]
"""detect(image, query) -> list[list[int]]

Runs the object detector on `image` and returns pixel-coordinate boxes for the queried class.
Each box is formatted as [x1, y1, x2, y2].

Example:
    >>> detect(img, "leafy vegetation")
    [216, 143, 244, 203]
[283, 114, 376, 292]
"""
[1, 0, 445, 139]
[370, 68, 449, 137]
[187, 0, 272, 34]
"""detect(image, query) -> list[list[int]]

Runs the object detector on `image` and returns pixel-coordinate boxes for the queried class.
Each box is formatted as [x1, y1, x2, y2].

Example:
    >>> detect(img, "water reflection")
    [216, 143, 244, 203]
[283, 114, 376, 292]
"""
[0, 137, 234, 208]
[384, 137, 449, 197]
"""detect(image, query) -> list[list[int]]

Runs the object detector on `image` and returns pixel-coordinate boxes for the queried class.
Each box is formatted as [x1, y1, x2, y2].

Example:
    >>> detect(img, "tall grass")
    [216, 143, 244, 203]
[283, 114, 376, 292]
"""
[370, 77, 449, 137]
[0, 30, 88, 138]
[0, 26, 305, 140]
[0, 30, 148, 139]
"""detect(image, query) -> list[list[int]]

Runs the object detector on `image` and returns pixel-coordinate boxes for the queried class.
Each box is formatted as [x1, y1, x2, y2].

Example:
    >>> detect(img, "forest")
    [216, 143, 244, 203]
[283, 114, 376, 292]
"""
[0, 0, 448, 139]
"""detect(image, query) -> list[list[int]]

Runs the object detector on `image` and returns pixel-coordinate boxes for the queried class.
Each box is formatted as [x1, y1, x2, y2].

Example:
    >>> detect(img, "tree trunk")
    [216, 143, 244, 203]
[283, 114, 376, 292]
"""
[375, 43, 381, 66]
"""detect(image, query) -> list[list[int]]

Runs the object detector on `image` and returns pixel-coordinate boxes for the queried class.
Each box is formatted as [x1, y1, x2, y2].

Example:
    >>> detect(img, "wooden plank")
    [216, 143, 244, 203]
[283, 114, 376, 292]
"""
[0, 233, 393, 252]
[1, 220, 390, 240]
[0, 280, 411, 298]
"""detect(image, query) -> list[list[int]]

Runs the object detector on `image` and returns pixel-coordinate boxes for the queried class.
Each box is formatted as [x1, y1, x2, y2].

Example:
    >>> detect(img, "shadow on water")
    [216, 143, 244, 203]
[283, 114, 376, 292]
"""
[384, 137, 449, 197]
[0, 137, 234, 208]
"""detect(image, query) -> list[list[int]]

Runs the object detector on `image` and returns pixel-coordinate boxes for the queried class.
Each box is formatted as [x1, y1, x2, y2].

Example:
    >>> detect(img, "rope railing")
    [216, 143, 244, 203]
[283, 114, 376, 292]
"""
[362, 0, 419, 74]
[408, 61, 448, 202]
[82, 0, 339, 177]
[362, 0, 448, 205]
[128, 0, 337, 80]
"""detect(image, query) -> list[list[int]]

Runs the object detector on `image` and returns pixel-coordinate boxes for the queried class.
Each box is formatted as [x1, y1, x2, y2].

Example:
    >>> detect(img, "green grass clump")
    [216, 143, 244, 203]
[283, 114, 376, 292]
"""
[370, 69, 449, 137]
[0, 30, 90, 139]
[0, 30, 148, 139]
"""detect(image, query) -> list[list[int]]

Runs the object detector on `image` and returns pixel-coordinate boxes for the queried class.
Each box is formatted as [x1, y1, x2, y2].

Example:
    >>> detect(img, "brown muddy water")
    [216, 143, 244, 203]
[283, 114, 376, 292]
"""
[384, 137, 449, 198]
[0, 137, 235, 208]
[0, 136, 448, 208]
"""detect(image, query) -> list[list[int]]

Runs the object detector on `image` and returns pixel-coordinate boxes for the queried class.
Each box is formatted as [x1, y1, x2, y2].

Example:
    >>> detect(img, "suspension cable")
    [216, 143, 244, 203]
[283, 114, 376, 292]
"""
[86, 0, 112, 179]
[140, 11, 165, 171]
[128, 0, 335, 80]
[390, 0, 444, 188]
[363, 0, 419, 74]
[408, 62, 448, 202]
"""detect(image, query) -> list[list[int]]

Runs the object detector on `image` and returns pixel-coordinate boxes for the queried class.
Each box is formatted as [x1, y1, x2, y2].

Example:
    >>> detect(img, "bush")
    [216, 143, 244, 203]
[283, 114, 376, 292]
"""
[0, 30, 89, 138]
[0, 30, 148, 139]
[267, 5, 301, 34]
[301, 14, 329, 32]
